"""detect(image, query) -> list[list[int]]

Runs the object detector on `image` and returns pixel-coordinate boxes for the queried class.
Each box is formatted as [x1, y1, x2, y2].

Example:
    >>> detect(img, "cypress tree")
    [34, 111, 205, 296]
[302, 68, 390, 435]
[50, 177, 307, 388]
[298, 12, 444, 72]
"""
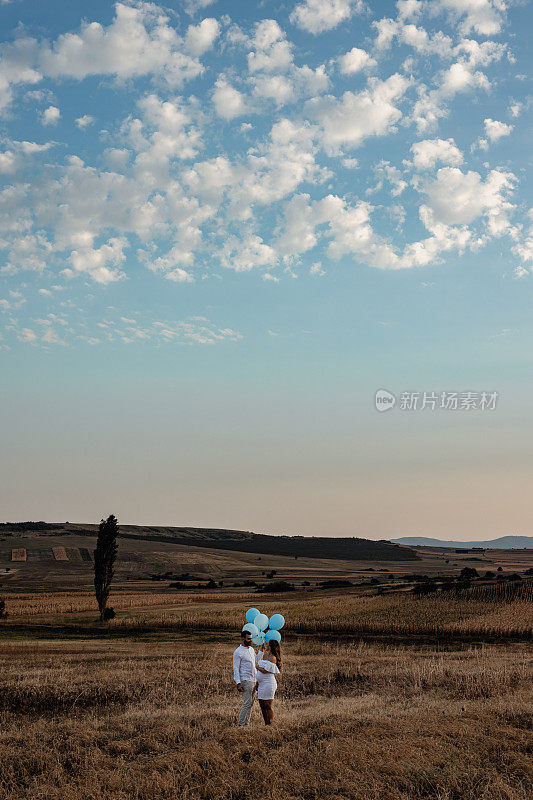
[93, 514, 119, 621]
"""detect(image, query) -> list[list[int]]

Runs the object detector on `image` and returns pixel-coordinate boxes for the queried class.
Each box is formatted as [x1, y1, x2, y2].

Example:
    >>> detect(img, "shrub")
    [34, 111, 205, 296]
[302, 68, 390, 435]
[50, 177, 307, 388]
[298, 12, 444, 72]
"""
[460, 567, 479, 580]
[412, 581, 438, 596]
[0, 598, 7, 619]
[103, 607, 115, 621]
[257, 581, 295, 593]
[318, 579, 353, 588]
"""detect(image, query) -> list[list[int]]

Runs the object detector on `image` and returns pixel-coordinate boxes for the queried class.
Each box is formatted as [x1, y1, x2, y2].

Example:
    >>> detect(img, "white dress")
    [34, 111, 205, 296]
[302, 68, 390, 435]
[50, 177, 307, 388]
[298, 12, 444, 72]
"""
[255, 649, 280, 700]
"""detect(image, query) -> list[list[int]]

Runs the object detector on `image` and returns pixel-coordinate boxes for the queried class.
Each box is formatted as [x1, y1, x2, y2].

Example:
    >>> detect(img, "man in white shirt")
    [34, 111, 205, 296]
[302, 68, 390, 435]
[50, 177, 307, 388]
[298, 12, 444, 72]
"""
[233, 630, 257, 726]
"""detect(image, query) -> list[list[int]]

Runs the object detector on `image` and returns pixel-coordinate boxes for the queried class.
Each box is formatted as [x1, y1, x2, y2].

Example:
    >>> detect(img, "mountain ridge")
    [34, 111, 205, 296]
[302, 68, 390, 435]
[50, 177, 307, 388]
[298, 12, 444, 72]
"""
[392, 536, 533, 549]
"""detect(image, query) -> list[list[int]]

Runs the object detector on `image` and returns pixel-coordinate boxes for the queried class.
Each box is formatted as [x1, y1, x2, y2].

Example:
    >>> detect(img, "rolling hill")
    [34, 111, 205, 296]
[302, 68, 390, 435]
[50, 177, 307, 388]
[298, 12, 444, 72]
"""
[1, 522, 418, 561]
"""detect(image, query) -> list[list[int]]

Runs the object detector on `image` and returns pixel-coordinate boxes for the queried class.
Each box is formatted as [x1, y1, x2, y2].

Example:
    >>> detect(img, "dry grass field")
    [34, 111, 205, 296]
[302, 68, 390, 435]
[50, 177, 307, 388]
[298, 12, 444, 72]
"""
[0, 583, 532, 800]
[2, 582, 532, 638]
[1, 533, 532, 799]
[0, 634, 531, 800]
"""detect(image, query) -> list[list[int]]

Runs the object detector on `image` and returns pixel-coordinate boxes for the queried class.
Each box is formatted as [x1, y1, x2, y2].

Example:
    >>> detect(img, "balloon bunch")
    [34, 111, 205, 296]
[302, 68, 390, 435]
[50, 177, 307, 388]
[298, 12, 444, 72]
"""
[242, 607, 285, 645]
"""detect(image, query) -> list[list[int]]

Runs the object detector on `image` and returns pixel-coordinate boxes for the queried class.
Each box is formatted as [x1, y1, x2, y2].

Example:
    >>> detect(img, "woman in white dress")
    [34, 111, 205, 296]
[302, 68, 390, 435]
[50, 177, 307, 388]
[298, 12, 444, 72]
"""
[255, 640, 281, 725]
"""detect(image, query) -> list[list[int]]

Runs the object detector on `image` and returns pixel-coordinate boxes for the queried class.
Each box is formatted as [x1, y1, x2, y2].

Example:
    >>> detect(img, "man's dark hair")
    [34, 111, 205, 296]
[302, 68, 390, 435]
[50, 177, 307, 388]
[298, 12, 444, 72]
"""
[241, 630, 251, 638]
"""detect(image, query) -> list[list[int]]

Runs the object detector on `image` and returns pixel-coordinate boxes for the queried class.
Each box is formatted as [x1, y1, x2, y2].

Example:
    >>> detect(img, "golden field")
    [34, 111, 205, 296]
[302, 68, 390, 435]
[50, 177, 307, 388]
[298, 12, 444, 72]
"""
[2, 583, 532, 639]
[0, 584, 532, 800]
[0, 635, 531, 800]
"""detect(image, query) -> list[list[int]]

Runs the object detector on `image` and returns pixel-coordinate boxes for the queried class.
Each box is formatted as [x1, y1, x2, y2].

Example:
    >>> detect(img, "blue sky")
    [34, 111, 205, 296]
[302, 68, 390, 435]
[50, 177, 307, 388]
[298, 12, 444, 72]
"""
[0, 0, 532, 539]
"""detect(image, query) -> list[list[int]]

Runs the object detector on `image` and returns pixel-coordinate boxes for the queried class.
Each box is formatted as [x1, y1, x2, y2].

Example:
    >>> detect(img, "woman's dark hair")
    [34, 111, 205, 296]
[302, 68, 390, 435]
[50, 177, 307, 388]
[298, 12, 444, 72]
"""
[269, 640, 282, 671]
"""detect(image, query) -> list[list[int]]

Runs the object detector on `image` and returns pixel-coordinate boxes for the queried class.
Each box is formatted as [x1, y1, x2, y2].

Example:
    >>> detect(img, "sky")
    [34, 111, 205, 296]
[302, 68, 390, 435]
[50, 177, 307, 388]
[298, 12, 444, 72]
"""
[0, 0, 532, 541]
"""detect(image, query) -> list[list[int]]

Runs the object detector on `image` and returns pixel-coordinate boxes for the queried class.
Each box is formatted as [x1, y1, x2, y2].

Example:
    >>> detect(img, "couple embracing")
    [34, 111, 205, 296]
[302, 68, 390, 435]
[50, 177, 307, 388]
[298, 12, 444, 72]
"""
[233, 628, 282, 726]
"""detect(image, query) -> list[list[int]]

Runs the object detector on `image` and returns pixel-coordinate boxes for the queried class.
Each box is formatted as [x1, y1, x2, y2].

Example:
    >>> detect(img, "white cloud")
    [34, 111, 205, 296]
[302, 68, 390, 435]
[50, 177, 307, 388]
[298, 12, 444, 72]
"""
[165, 267, 194, 282]
[240, 119, 321, 208]
[222, 234, 278, 272]
[275, 163, 517, 272]
[410, 138, 464, 169]
[435, 0, 508, 36]
[183, 155, 237, 202]
[484, 117, 513, 143]
[512, 208, 533, 268]
[19, 327, 37, 343]
[41, 105, 60, 125]
[70, 236, 127, 284]
[0, 3, 218, 115]
[372, 18, 453, 57]
[397, 0, 423, 21]
[424, 167, 515, 235]
[75, 114, 94, 128]
[0, 37, 41, 113]
[0, 139, 52, 173]
[455, 39, 507, 68]
[184, 18, 219, 56]
[41, 326, 66, 346]
[339, 48, 377, 75]
[104, 147, 130, 169]
[306, 73, 411, 154]
[252, 74, 295, 106]
[248, 20, 293, 74]
[181, 0, 217, 15]
[212, 76, 246, 119]
[276, 193, 317, 255]
[39, 2, 204, 88]
[476, 118, 514, 150]
[129, 94, 203, 180]
[242, 19, 329, 108]
[0, 0, 527, 303]
[372, 162, 407, 196]
[290, 0, 363, 35]
[0, 149, 17, 173]
[412, 62, 490, 132]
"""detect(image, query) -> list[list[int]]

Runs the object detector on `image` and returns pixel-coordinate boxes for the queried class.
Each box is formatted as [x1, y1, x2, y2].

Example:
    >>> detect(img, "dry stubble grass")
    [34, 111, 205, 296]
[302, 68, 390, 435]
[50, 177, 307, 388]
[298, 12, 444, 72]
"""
[3, 590, 532, 639]
[0, 637, 531, 800]
[111, 593, 533, 639]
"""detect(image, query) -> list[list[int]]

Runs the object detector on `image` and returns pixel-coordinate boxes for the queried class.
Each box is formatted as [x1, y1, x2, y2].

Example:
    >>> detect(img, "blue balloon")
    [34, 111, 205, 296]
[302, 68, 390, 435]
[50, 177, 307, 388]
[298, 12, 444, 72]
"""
[253, 613, 269, 631]
[252, 631, 266, 646]
[269, 614, 285, 631]
[242, 623, 259, 635]
[245, 607, 260, 623]
[265, 629, 281, 643]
